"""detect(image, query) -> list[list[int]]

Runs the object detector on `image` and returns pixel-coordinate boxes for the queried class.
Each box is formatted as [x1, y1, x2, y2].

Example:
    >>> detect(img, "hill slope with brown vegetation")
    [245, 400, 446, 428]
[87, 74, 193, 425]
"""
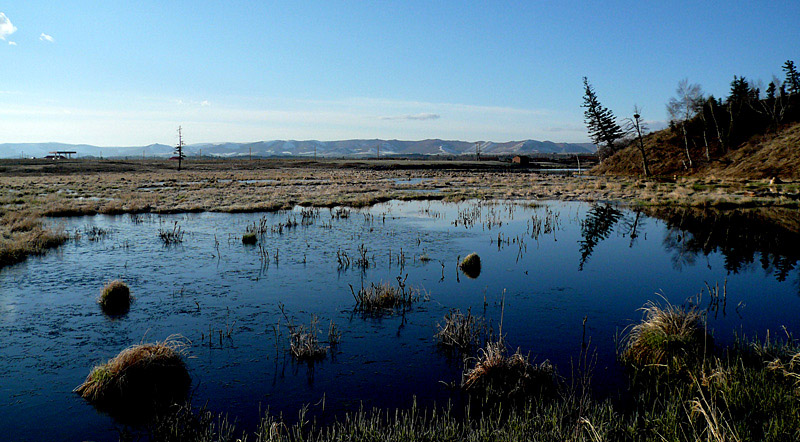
[594, 121, 800, 180]
[595, 64, 800, 180]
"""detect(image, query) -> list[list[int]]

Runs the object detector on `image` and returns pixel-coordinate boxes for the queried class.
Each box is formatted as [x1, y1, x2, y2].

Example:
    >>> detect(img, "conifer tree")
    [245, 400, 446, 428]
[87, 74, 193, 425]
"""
[783, 60, 799, 95]
[582, 77, 623, 160]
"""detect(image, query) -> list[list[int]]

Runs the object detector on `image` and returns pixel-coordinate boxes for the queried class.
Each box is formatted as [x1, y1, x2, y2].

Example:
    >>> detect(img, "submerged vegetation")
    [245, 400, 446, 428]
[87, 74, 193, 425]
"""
[159, 220, 185, 244]
[98, 280, 133, 316]
[279, 304, 330, 362]
[435, 308, 484, 352]
[350, 275, 421, 314]
[288, 317, 327, 362]
[74, 336, 191, 417]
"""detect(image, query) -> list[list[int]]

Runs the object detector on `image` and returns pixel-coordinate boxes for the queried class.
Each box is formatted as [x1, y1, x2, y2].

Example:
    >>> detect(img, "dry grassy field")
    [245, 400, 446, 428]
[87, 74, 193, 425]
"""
[1, 157, 798, 268]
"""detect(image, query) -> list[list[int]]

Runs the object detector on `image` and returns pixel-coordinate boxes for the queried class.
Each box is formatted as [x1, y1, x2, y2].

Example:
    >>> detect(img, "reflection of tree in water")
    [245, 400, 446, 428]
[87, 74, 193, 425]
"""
[619, 210, 646, 248]
[579, 204, 623, 270]
[646, 207, 800, 282]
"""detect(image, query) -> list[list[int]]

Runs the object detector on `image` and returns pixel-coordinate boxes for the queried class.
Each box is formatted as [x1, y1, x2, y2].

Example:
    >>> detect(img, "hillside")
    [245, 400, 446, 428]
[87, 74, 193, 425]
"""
[594, 121, 800, 180]
[0, 139, 595, 159]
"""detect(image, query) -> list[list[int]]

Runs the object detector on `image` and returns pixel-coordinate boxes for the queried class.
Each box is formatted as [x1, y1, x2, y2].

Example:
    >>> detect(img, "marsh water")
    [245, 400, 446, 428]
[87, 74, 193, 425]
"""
[1, 200, 799, 441]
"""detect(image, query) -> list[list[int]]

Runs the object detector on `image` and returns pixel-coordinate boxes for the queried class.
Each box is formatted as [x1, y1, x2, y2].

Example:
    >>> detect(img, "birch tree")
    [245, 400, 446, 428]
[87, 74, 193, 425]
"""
[667, 79, 704, 169]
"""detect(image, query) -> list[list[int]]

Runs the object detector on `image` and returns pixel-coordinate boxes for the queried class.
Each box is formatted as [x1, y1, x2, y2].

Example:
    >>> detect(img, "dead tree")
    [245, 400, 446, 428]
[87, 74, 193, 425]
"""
[624, 106, 651, 177]
[175, 126, 186, 171]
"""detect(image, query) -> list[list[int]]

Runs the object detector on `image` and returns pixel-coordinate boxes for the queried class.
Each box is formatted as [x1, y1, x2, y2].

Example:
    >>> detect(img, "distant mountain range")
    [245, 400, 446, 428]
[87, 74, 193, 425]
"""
[0, 139, 595, 159]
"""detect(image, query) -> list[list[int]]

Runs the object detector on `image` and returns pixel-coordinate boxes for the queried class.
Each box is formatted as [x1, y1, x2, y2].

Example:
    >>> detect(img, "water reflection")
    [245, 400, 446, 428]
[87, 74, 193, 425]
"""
[578, 204, 623, 270]
[2, 200, 800, 441]
[646, 206, 800, 283]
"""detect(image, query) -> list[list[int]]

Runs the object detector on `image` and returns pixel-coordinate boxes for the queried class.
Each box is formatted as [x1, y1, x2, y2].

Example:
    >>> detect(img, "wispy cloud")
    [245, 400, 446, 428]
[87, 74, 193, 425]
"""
[39, 33, 54, 43]
[174, 98, 212, 107]
[544, 124, 585, 133]
[0, 12, 17, 40]
[379, 113, 440, 121]
[8, 41, 16, 46]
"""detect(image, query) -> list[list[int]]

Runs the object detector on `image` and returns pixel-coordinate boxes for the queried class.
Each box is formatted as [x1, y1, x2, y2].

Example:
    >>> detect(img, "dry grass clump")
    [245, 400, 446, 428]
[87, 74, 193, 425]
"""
[74, 336, 191, 414]
[459, 252, 481, 278]
[621, 299, 711, 370]
[0, 220, 68, 269]
[4, 211, 43, 232]
[288, 315, 328, 361]
[278, 304, 330, 361]
[290, 323, 328, 361]
[435, 308, 484, 352]
[99, 280, 133, 315]
[242, 231, 257, 245]
[765, 345, 800, 388]
[350, 275, 420, 314]
[462, 340, 555, 398]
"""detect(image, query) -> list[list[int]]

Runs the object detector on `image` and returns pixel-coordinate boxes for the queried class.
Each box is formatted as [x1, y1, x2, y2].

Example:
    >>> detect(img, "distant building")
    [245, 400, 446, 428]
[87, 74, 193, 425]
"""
[45, 151, 76, 160]
[512, 155, 530, 165]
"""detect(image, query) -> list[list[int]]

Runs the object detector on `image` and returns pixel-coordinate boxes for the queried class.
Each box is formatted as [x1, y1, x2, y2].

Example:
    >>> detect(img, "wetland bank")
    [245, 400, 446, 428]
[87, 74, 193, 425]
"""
[2, 159, 800, 441]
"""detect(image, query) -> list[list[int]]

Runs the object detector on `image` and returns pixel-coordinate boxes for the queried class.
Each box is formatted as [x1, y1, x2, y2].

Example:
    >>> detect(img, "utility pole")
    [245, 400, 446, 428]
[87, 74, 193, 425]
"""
[249, 146, 252, 161]
[377, 144, 380, 160]
[175, 126, 185, 170]
[475, 142, 481, 161]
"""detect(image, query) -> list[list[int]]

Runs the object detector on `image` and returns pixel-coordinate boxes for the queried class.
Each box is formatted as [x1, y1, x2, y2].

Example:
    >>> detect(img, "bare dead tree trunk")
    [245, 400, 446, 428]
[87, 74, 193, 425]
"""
[632, 112, 650, 177]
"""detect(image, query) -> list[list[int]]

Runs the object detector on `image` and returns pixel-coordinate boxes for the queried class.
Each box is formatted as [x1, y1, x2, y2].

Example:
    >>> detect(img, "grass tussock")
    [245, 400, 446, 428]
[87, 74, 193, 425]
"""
[621, 299, 712, 371]
[459, 252, 481, 278]
[350, 275, 421, 314]
[279, 305, 329, 362]
[434, 308, 483, 352]
[462, 339, 555, 399]
[139, 334, 800, 442]
[98, 279, 133, 315]
[289, 317, 328, 362]
[74, 336, 191, 415]
[241, 232, 257, 245]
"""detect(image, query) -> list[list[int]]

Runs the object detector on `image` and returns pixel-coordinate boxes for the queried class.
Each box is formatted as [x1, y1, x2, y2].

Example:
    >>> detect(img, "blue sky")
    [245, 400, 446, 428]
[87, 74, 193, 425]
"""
[1, 1, 798, 146]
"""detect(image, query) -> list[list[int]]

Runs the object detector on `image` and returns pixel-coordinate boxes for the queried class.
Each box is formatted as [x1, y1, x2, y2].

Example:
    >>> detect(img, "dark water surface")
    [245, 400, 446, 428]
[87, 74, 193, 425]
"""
[1, 200, 798, 441]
